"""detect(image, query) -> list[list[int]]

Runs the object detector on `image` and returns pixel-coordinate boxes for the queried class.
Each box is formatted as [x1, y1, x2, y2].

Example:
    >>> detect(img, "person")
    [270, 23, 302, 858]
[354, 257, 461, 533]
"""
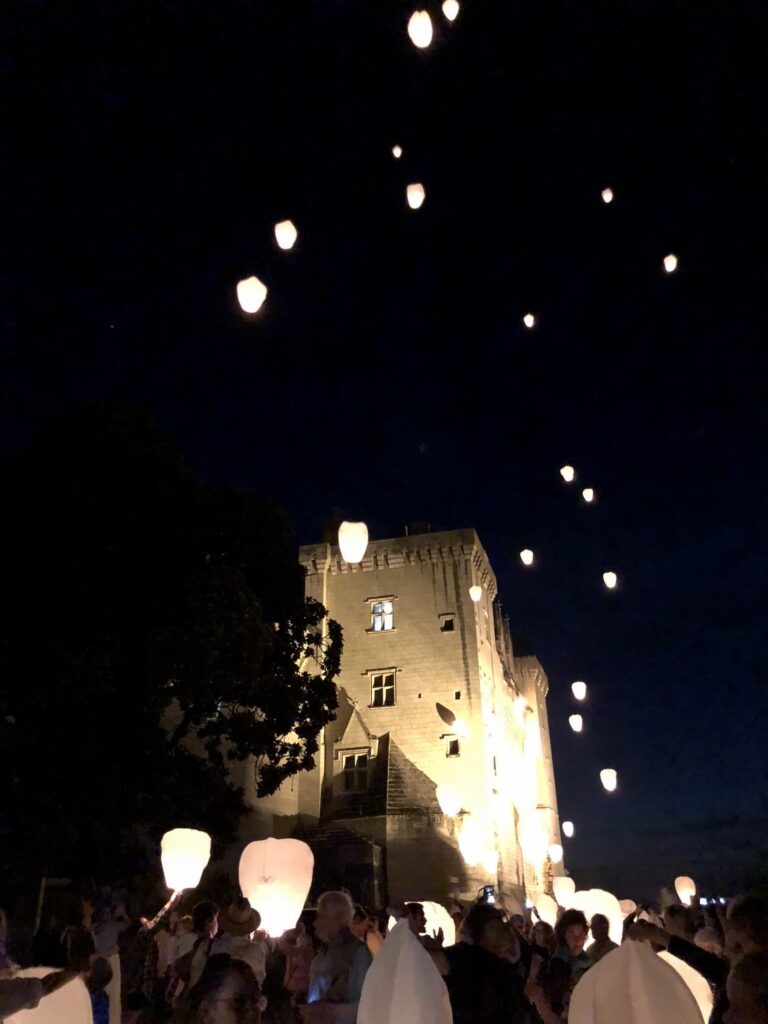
[87, 956, 114, 1024]
[553, 909, 592, 975]
[213, 898, 267, 986]
[724, 951, 768, 1024]
[281, 918, 317, 1007]
[188, 953, 264, 1024]
[586, 913, 618, 963]
[351, 906, 383, 959]
[696, 927, 725, 957]
[301, 890, 372, 1023]
[186, 900, 220, 989]
[404, 903, 427, 939]
[531, 921, 556, 959]
[665, 904, 697, 942]
[32, 913, 66, 967]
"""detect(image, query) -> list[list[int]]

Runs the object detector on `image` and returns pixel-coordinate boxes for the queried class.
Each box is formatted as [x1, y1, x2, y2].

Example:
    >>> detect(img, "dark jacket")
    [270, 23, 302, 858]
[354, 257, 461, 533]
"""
[445, 942, 531, 1024]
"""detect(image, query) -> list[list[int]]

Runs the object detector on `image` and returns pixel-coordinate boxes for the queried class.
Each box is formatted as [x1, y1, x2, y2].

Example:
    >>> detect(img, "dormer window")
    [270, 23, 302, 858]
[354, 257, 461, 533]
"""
[342, 751, 369, 792]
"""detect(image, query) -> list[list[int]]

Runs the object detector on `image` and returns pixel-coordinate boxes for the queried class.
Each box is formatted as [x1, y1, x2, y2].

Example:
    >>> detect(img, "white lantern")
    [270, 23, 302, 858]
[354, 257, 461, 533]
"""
[161, 828, 211, 892]
[392, 145, 403, 159]
[482, 848, 499, 874]
[560, 465, 575, 482]
[548, 843, 564, 865]
[458, 818, 485, 866]
[338, 521, 369, 564]
[600, 768, 618, 792]
[469, 584, 482, 602]
[436, 783, 462, 817]
[571, 889, 624, 945]
[553, 876, 576, 906]
[571, 681, 587, 701]
[674, 876, 696, 906]
[519, 549, 534, 566]
[582, 488, 595, 503]
[442, 0, 460, 20]
[535, 893, 558, 927]
[663, 253, 679, 273]
[619, 899, 637, 916]
[452, 718, 469, 738]
[407, 10, 433, 48]
[236, 276, 268, 314]
[562, 820, 575, 838]
[274, 220, 298, 251]
[239, 838, 314, 937]
[388, 901, 456, 947]
[601, 187, 614, 204]
[659, 950, 715, 1023]
[569, 714, 583, 733]
[407, 182, 426, 209]
[6, 968, 92, 1024]
[603, 571, 618, 589]
[522, 313, 536, 328]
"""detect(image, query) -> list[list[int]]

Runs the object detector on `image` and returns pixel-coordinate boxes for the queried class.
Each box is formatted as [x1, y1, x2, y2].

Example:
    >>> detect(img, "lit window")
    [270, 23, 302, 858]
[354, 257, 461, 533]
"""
[371, 671, 396, 707]
[342, 752, 368, 792]
[371, 599, 394, 631]
[446, 737, 461, 757]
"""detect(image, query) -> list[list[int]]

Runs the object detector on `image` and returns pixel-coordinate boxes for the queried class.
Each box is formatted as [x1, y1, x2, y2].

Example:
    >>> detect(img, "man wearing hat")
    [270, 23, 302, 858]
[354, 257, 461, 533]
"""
[213, 898, 267, 986]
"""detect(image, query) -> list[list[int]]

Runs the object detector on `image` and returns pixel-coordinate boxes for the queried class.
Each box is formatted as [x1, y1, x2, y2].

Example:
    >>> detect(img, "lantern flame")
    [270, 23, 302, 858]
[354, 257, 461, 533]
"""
[236, 276, 268, 314]
[519, 549, 534, 566]
[274, 220, 298, 251]
[600, 768, 618, 792]
[571, 681, 587, 701]
[569, 714, 583, 733]
[406, 183, 426, 209]
[407, 10, 433, 48]
[560, 465, 575, 482]
[338, 521, 369, 564]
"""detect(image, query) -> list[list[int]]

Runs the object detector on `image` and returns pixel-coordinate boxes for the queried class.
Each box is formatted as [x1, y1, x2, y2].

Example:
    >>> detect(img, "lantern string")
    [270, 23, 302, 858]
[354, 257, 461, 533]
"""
[141, 890, 182, 931]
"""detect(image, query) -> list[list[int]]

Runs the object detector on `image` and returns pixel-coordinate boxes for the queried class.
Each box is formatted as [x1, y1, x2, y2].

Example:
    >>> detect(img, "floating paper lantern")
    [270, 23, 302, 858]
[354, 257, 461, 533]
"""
[619, 899, 637, 916]
[407, 11, 433, 48]
[569, 714, 583, 733]
[603, 571, 618, 590]
[571, 681, 587, 701]
[548, 843, 564, 865]
[442, 0, 460, 20]
[519, 549, 534, 566]
[236, 276, 267, 314]
[601, 188, 614, 204]
[600, 768, 618, 792]
[387, 901, 456, 947]
[7, 968, 92, 1024]
[560, 465, 575, 482]
[570, 889, 624, 945]
[562, 820, 575, 838]
[161, 828, 211, 892]
[392, 145, 403, 159]
[663, 253, 679, 273]
[553, 876, 576, 906]
[458, 818, 485, 866]
[436, 783, 462, 817]
[582, 488, 595, 503]
[535, 893, 558, 927]
[482, 848, 499, 874]
[406, 183, 426, 209]
[239, 838, 314, 937]
[674, 876, 696, 906]
[659, 950, 714, 1023]
[274, 220, 298, 251]
[522, 313, 536, 328]
[338, 521, 369, 564]
[469, 584, 482, 602]
[452, 718, 469, 738]
[519, 816, 549, 864]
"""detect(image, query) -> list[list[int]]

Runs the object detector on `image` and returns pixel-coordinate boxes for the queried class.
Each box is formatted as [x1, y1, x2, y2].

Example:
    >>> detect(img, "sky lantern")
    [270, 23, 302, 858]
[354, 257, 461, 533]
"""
[452, 718, 469, 738]
[236, 275, 267, 314]
[553, 876, 576, 906]
[658, 951, 715, 1022]
[603, 571, 618, 589]
[442, 0, 460, 21]
[600, 768, 618, 792]
[407, 11, 433, 48]
[674, 876, 696, 906]
[239, 838, 314, 937]
[582, 488, 595, 503]
[436, 783, 462, 817]
[274, 219, 298, 250]
[663, 253, 679, 273]
[548, 842, 564, 865]
[469, 584, 482, 602]
[458, 818, 485, 866]
[562, 820, 575, 838]
[407, 183, 426, 209]
[519, 549, 534, 566]
[482, 848, 498, 874]
[601, 187, 614, 204]
[560, 465, 575, 482]
[160, 828, 211, 892]
[522, 313, 536, 328]
[619, 899, 637, 916]
[572, 681, 587, 701]
[535, 893, 558, 927]
[338, 521, 369, 564]
[6, 967, 93, 1024]
[569, 714, 583, 733]
[392, 145, 403, 159]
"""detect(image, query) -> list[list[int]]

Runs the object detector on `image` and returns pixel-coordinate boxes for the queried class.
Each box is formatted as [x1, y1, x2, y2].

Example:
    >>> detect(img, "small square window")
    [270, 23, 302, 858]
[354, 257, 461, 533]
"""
[439, 614, 455, 632]
[446, 737, 461, 758]
[342, 752, 369, 792]
[454, 690, 461, 700]
[371, 671, 396, 707]
[371, 599, 394, 631]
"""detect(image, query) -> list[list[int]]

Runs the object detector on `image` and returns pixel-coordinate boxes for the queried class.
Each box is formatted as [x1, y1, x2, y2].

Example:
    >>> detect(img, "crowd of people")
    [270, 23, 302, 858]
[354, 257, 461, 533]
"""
[0, 884, 766, 1023]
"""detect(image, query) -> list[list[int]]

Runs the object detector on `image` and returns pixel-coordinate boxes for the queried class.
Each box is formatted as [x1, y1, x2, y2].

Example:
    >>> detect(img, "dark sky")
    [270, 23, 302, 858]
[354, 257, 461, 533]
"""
[4, 0, 767, 899]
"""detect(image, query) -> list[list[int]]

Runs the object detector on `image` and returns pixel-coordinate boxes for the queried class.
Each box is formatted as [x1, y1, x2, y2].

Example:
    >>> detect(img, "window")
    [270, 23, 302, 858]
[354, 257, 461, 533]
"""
[342, 752, 368, 792]
[371, 671, 396, 707]
[371, 599, 394, 631]
[446, 737, 461, 757]
[439, 614, 455, 632]
[454, 690, 461, 700]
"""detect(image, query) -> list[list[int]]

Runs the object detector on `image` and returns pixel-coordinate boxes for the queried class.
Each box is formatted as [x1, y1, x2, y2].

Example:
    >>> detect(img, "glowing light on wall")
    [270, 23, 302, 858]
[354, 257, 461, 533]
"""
[519, 549, 534, 566]
[338, 521, 369, 564]
[600, 768, 618, 792]
[274, 220, 298, 250]
[548, 843, 564, 865]
[523, 313, 536, 328]
[603, 571, 618, 589]
[601, 187, 614, 204]
[663, 253, 679, 273]
[675, 876, 696, 906]
[553, 876, 576, 906]
[239, 838, 314, 937]
[436, 784, 462, 817]
[161, 828, 211, 892]
[469, 584, 482, 602]
[560, 465, 575, 482]
[236, 276, 267, 314]
[569, 714, 583, 733]
[571, 681, 587, 701]
[407, 11, 433, 48]
[562, 820, 575, 838]
[582, 488, 595, 502]
[392, 145, 403, 159]
[442, 0, 460, 20]
[407, 183, 426, 209]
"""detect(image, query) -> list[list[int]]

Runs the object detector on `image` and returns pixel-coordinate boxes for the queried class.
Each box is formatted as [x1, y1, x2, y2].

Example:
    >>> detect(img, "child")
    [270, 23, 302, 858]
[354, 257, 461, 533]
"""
[87, 956, 113, 1024]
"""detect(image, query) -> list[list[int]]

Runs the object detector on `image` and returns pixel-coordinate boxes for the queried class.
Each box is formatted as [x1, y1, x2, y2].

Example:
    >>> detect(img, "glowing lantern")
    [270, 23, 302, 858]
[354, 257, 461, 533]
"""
[392, 145, 403, 159]
[582, 488, 595, 503]
[600, 768, 618, 792]
[571, 889, 624, 945]
[663, 253, 679, 273]
[548, 843, 564, 865]
[387, 901, 456, 947]
[436, 784, 462, 817]
[406, 183, 426, 209]
[674, 876, 696, 907]
[236, 276, 267, 314]
[562, 820, 575, 838]
[239, 838, 314, 937]
[569, 715, 583, 733]
[274, 220, 298, 251]
[522, 313, 536, 329]
[572, 681, 587, 701]
[160, 828, 211, 892]
[338, 521, 369, 564]
[6, 968, 92, 1024]
[482, 848, 499, 874]
[442, 0, 460, 20]
[603, 571, 618, 589]
[659, 951, 714, 1022]
[407, 10, 433, 48]
[458, 818, 485, 866]
[601, 188, 614, 204]
[469, 584, 482, 602]
[560, 465, 575, 482]
[452, 718, 469, 738]
[535, 893, 558, 927]
[519, 815, 549, 864]
[519, 549, 534, 566]
[619, 899, 637, 916]
[553, 876, 576, 906]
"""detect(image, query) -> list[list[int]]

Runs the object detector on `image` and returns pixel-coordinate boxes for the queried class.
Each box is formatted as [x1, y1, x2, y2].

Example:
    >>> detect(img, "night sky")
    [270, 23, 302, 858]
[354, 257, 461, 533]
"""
[4, 0, 767, 899]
